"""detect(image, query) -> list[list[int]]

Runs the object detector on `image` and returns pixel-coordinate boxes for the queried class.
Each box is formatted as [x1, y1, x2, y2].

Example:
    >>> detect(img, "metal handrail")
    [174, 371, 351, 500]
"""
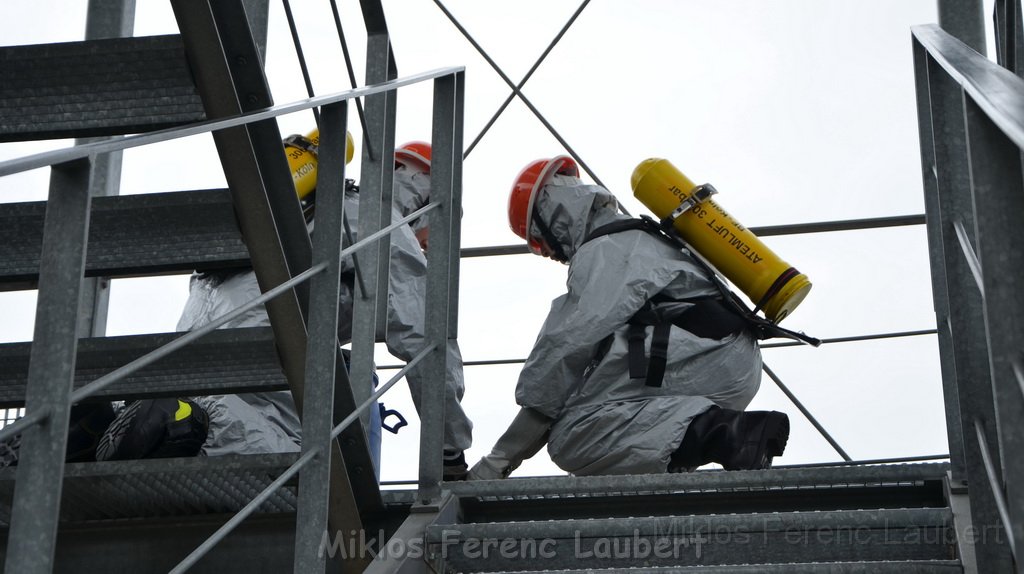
[0, 66, 464, 178]
[461, 213, 927, 258]
[913, 24, 1024, 147]
[914, 20, 1024, 571]
[0, 202, 437, 444]
[974, 419, 1019, 560]
[376, 328, 940, 370]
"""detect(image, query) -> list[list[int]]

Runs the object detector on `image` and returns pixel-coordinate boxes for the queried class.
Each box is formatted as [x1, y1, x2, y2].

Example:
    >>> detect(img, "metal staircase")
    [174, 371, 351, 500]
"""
[0, 0, 1021, 572]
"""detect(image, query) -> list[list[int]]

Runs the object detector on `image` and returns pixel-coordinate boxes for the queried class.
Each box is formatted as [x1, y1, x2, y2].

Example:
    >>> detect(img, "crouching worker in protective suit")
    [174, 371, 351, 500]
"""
[99, 137, 473, 480]
[469, 156, 788, 479]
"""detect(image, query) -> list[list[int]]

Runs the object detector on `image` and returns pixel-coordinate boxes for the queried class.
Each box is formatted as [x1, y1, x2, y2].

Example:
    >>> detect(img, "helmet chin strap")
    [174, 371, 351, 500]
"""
[531, 209, 569, 263]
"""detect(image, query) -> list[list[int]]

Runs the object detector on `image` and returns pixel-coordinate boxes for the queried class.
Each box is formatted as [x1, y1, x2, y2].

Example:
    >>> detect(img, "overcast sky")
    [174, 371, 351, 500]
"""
[0, 1, 1001, 482]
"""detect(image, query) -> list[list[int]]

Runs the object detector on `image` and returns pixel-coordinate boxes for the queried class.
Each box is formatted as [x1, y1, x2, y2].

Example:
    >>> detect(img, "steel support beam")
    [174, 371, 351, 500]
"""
[171, 0, 381, 546]
[241, 0, 269, 62]
[417, 73, 461, 504]
[294, 103, 366, 573]
[364, 493, 459, 574]
[76, 0, 136, 338]
[995, 0, 1024, 77]
[917, 38, 1013, 571]
[964, 94, 1024, 563]
[350, 3, 398, 438]
[913, 39, 968, 483]
[938, 0, 987, 56]
[4, 158, 92, 574]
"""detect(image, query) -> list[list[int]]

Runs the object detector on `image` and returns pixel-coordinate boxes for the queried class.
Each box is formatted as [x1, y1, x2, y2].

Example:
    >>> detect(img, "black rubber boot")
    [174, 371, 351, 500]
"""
[670, 406, 789, 471]
[97, 399, 210, 461]
[443, 450, 469, 481]
[66, 403, 117, 462]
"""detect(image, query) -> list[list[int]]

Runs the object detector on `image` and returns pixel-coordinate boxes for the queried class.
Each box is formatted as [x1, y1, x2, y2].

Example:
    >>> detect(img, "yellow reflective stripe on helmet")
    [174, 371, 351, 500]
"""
[174, 400, 192, 422]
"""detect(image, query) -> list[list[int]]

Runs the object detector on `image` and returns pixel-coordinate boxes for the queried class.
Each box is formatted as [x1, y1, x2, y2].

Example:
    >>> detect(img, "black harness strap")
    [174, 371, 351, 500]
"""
[531, 209, 569, 263]
[581, 216, 820, 388]
[627, 324, 649, 379]
[645, 322, 672, 387]
[283, 133, 319, 156]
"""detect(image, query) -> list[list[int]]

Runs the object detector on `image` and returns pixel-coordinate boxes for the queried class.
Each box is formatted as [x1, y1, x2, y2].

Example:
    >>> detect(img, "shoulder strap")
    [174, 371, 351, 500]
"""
[583, 215, 676, 247]
[581, 216, 820, 347]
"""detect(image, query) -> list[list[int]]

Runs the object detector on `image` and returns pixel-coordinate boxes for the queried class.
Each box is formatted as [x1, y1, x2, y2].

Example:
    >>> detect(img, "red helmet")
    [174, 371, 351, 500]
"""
[395, 141, 431, 174]
[507, 156, 579, 254]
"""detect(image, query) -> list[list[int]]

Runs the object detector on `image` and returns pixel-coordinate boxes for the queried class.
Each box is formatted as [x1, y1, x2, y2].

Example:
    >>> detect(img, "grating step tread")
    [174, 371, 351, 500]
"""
[450, 463, 951, 501]
[0, 189, 250, 291]
[0, 453, 299, 524]
[0, 326, 285, 406]
[428, 508, 955, 571]
[489, 560, 962, 573]
[0, 35, 206, 141]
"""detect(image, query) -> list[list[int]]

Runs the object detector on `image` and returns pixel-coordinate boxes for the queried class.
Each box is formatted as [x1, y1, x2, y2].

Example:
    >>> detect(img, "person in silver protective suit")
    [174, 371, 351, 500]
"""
[469, 156, 788, 479]
[100, 140, 473, 480]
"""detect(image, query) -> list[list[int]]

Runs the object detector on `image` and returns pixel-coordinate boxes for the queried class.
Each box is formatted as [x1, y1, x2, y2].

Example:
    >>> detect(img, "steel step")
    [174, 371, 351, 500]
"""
[0, 189, 248, 291]
[0, 326, 285, 407]
[0, 453, 298, 525]
[491, 561, 962, 573]
[427, 508, 956, 572]
[0, 35, 206, 142]
[452, 464, 950, 522]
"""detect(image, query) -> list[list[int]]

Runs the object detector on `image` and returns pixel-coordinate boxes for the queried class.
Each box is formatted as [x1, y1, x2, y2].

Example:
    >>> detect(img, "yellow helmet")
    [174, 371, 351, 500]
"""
[283, 129, 355, 200]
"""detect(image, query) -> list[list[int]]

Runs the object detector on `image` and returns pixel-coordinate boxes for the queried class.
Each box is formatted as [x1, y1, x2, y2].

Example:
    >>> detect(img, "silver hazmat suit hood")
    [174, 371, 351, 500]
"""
[530, 174, 623, 262]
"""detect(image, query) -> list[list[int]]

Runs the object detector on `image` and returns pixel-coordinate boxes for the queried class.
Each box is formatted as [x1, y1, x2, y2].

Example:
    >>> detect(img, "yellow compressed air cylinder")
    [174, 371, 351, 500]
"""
[284, 129, 355, 200]
[631, 158, 811, 323]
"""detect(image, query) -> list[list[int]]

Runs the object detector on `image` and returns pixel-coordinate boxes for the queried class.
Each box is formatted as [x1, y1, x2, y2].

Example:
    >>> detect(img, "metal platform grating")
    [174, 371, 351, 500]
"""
[0, 453, 299, 525]
[0, 35, 206, 141]
[0, 326, 287, 406]
[449, 463, 951, 502]
[0, 189, 250, 290]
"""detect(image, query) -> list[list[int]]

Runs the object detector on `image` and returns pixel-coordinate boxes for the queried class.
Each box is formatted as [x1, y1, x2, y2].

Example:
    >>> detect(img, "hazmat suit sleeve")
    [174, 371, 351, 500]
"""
[515, 231, 704, 419]
[468, 406, 552, 480]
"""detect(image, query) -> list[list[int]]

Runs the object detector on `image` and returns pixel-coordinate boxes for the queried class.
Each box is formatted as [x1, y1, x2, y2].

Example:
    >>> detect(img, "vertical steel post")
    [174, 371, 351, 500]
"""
[963, 96, 1024, 561]
[350, 29, 396, 433]
[4, 158, 93, 573]
[448, 71, 465, 338]
[994, 0, 1023, 77]
[241, 0, 269, 62]
[912, 39, 968, 482]
[417, 73, 459, 504]
[294, 102, 358, 573]
[76, 0, 136, 338]
[938, 0, 987, 56]
[927, 57, 1013, 571]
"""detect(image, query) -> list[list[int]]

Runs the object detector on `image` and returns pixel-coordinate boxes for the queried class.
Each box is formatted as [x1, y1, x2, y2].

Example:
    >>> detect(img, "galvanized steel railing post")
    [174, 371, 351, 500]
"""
[929, 59, 1011, 573]
[351, 27, 397, 435]
[963, 94, 1024, 562]
[417, 73, 461, 504]
[913, 25, 1023, 571]
[5, 158, 93, 574]
[293, 102, 363, 573]
[912, 39, 968, 483]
